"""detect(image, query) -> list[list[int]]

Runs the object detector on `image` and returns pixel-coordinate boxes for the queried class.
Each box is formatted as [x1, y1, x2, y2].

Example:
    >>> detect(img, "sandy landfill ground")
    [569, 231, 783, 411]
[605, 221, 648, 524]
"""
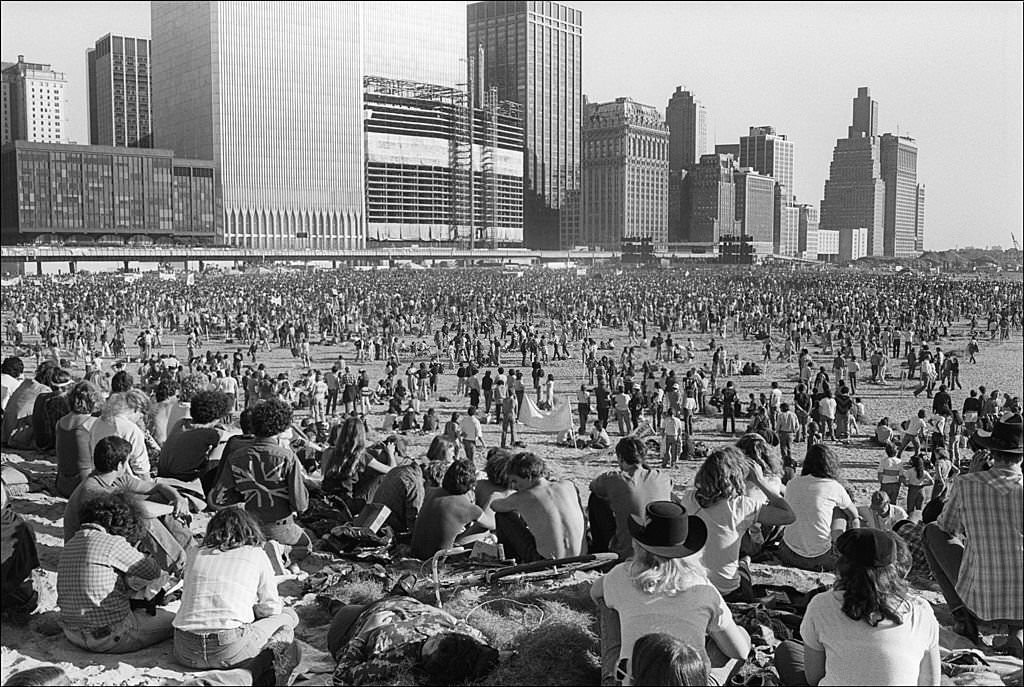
[1, 295, 1022, 686]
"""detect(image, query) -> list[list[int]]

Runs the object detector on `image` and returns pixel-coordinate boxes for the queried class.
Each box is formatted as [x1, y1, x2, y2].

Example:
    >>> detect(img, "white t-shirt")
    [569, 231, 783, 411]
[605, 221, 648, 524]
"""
[782, 476, 854, 557]
[819, 397, 837, 420]
[597, 562, 731, 664]
[459, 415, 482, 441]
[802, 590, 938, 686]
[216, 375, 239, 395]
[680, 489, 762, 594]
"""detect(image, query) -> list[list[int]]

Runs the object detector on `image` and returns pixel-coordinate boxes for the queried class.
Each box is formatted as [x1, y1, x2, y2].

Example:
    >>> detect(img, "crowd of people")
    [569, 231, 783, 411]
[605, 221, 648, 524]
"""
[0, 265, 1021, 687]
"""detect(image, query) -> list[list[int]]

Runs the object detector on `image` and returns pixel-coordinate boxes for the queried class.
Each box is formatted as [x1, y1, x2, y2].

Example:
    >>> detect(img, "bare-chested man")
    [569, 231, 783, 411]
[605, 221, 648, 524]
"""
[491, 452, 587, 562]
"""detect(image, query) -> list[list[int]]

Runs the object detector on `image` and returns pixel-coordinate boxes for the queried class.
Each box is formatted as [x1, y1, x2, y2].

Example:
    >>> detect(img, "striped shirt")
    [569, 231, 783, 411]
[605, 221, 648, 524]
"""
[57, 524, 161, 631]
[173, 545, 282, 632]
[937, 464, 1023, 621]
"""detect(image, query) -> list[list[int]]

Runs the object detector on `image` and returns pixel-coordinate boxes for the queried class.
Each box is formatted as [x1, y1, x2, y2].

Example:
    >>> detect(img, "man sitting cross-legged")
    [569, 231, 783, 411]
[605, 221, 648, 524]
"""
[491, 452, 587, 563]
[410, 459, 495, 560]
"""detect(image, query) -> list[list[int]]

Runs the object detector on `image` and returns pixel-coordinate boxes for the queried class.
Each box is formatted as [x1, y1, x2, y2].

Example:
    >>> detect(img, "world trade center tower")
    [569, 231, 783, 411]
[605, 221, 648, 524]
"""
[468, 1, 582, 250]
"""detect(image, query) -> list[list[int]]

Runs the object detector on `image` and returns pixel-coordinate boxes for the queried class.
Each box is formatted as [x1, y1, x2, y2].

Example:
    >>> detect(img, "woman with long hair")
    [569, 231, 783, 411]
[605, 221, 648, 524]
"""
[778, 444, 861, 571]
[320, 416, 394, 511]
[774, 528, 940, 685]
[681, 447, 795, 601]
[590, 501, 750, 686]
[902, 453, 934, 513]
[54, 381, 102, 497]
[628, 633, 709, 687]
[173, 508, 298, 669]
[90, 389, 153, 479]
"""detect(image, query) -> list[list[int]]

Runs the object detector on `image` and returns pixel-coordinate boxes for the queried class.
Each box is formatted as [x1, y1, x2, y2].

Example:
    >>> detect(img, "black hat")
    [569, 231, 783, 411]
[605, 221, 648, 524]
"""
[836, 528, 897, 568]
[974, 413, 1023, 455]
[628, 501, 707, 558]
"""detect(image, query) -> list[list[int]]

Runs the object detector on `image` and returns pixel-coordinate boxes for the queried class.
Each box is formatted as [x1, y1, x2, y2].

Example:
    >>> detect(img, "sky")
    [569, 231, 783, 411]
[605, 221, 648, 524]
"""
[1, 1, 1021, 251]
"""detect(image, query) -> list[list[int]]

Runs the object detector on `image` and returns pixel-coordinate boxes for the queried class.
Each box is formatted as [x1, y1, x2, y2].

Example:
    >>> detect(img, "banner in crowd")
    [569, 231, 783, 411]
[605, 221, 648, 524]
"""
[520, 395, 573, 433]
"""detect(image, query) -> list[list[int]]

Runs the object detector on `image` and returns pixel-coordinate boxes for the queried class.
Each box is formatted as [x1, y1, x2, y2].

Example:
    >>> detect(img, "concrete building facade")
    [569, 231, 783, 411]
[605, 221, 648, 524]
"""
[362, 2, 466, 90]
[880, 133, 919, 257]
[739, 125, 794, 203]
[1, 56, 68, 145]
[688, 153, 736, 244]
[734, 168, 775, 255]
[817, 228, 840, 259]
[468, 0, 582, 250]
[1, 140, 216, 245]
[151, 1, 365, 249]
[798, 203, 819, 259]
[88, 35, 152, 148]
[839, 227, 869, 262]
[581, 97, 668, 249]
[915, 184, 925, 252]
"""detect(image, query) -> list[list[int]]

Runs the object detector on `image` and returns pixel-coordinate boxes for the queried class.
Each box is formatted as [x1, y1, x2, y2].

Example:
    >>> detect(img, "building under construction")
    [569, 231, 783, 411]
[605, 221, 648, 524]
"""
[363, 75, 524, 246]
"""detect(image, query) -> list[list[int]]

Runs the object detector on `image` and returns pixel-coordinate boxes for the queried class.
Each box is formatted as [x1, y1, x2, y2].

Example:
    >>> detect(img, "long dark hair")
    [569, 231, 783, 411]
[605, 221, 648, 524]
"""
[631, 633, 709, 686]
[203, 507, 266, 551]
[802, 444, 842, 480]
[909, 453, 926, 480]
[835, 535, 912, 626]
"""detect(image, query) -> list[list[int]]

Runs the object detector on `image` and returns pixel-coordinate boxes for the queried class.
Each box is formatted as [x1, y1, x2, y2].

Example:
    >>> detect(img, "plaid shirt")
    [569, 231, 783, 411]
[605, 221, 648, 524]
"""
[57, 524, 161, 631]
[937, 464, 1023, 621]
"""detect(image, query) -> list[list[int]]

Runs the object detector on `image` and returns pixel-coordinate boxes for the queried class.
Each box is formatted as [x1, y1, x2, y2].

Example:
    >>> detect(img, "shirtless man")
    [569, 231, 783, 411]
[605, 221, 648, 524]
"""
[491, 452, 587, 562]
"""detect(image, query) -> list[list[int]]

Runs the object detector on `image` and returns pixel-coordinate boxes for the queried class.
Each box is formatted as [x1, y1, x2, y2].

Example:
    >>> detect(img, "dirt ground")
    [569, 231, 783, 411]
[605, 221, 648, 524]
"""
[1, 297, 1022, 685]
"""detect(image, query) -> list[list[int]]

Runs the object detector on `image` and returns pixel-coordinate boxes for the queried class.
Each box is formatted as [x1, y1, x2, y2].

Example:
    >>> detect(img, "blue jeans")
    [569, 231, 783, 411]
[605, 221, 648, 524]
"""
[64, 608, 175, 653]
[174, 609, 298, 669]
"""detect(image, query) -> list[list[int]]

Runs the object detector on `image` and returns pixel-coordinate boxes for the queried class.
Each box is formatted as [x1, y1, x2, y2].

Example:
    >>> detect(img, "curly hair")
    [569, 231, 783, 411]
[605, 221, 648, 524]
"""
[154, 378, 179, 402]
[249, 398, 294, 437]
[483, 447, 513, 488]
[67, 380, 101, 415]
[631, 633, 708, 687]
[835, 535, 912, 626]
[189, 390, 232, 424]
[33, 360, 57, 386]
[421, 459, 448, 488]
[426, 435, 455, 463]
[1, 356, 24, 379]
[693, 446, 748, 509]
[110, 370, 134, 393]
[177, 373, 210, 403]
[322, 415, 367, 482]
[507, 452, 546, 481]
[442, 459, 477, 495]
[203, 507, 266, 551]
[79, 492, 145, 543]
[802, 443, 842, 480]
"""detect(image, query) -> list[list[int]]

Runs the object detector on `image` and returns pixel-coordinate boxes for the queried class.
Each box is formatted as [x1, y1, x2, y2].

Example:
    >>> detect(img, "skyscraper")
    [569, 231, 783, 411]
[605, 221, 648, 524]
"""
[152, 1, 366, 248]
[467, 1, 582, 250]
[666, 86, 708, 243]
[734, 168, 775, 255]
[88, 34, 152, 148]
[689, 153, 736, 244]
[820, 88, 886, 256]
[1, 56, 68, 145]
[915, 184, 925, 252]
[739, 126, 794, 203]
[581, 97, 668, 249]
[362, 2, 466, 89]
[798, 203, 819, 259]
[880, 133, 919, 257]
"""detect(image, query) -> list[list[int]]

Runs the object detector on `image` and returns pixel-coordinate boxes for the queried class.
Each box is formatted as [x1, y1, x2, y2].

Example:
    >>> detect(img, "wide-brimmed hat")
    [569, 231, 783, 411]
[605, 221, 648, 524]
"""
[628, 501, 707, 558]
[974, 413, 1023, 454]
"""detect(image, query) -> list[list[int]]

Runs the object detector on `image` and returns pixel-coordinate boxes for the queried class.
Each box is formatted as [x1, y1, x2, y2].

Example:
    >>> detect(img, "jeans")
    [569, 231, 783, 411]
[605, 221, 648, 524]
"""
[501, 416, 517, 447]
[261, 516, 312, 562]
[174, 608, 298, 669]
[922, 523, 967, 614]
[778, 541, 839, 572]
[663, 437, 680, 467]
[64, 608, 175, 653]
[880, 481, 901, 505]
[779, 431, 794, 465]
[463, 440, 477, 466]
[773, 640, 810, 686]
[495, 511, 542, 564]
[723, 413, 736, 433]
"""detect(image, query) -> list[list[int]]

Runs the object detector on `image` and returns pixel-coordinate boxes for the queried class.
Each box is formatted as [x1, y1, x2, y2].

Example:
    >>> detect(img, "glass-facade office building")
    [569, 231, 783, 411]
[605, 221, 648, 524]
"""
[1, 141, 216, 245]
[468, 0, 582, 249]
[88, 34, 152, 148]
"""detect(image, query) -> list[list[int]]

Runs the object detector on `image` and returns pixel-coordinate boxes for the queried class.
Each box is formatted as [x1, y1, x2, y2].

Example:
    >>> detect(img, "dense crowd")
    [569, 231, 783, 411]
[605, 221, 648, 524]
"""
[0, 265, 1021, 687]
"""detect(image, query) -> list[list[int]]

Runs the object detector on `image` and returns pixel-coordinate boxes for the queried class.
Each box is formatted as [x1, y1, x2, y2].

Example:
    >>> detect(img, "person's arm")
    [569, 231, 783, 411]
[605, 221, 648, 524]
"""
[145, 478, 190, 517]
[589, 574, 605, 602]
[490, 492, 520, 513]
[708, 615, 751, 660]
[803, 645, 827, 686]
[750, 463, 796, 526]
[253, 551, 284, 618]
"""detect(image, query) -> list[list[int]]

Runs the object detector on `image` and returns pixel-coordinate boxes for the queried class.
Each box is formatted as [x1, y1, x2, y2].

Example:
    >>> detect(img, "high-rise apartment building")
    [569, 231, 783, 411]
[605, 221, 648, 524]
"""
[689, 153, 736, 244]
[880, 133, 919, 257]
[151, 1, 365, 248]
[739, 126, 794, 202]
[87, 35, 152, 148]
[915, 184, 925, 252]
[734, 168, 775, 255]
[581, 97, 668, 249]
[665, 86, 708, 243]
[820, 88, 885, 256]
[1, 56, 68, 145]
[468, 1, 582, 250]
[798, 203, 819, 259]
[362, 2, 466, 89]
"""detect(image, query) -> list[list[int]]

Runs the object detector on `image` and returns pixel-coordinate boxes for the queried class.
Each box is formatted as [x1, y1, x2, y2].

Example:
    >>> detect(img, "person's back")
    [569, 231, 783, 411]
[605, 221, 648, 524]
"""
[410, 487, 482, 559]
[158, 423, 222, 482]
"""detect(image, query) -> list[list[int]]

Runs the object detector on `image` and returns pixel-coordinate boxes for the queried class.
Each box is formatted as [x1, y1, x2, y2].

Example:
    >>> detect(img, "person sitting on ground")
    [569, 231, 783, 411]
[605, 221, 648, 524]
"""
[327, 595, 499, 686]
[158, 390, 237, 502]
[421, 407, 439, 433]
[57, 492, 174, 653]
[410, 459, 495, 559]
[778, 444, 861, 572]
[172, 508, 299, 670]
[628, 633, 709, 687]
[370, 435, 453, 535]
[320, 416, 397, 514]
[0, 356, 25, 415]
[589, 437, 674, 560]
[474, 447, 515, 512]
[399, 404, 420, 432]
[32, 367, 73, 452]
[90, 389, 154, 479]
[64, 436, 193, 576]
[590, 420, 611, 449]
[590, 501, 751, 686]
[491, 452, 587, 562]
[923, 413, 1023, 655]
[54, 381, 102, 498]
[774, 528, 940, 686]
[681, 446, 795, 601]
[210, 399, 311, 562]
[2, 360, 57, 449]
[1, 479, 40, 614]
[858, 490, 909, 532]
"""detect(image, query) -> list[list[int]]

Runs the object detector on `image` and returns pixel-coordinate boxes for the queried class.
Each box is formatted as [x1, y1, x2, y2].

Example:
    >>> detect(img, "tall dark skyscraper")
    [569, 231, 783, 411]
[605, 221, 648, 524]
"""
[88, 34, 152, 148]
[665, 86, 707, 242]
[851, 86, 878, 138]
[467, 1, 582, 249]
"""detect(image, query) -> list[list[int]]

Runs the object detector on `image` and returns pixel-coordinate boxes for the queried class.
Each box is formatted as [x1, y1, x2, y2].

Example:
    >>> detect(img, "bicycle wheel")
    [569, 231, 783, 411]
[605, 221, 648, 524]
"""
[486, 552, 618, 584]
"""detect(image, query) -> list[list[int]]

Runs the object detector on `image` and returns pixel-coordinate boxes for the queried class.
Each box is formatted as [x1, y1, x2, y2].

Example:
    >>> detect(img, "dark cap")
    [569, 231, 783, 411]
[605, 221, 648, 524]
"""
[836, 528, 896, 568]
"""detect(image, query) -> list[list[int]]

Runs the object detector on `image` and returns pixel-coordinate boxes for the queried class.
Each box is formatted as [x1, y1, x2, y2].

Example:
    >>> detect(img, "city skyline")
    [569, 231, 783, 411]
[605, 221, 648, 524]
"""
[1, 0, 1021, 251]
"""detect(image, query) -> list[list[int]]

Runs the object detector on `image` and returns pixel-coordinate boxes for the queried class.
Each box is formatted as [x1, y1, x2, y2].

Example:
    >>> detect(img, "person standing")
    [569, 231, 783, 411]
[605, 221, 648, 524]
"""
[721, 381, 738, 435]
[661, 409, 683, 468]
[576, 384, 591, 436]
[459, 406, 485, 466]
[775, 403, 800, 469]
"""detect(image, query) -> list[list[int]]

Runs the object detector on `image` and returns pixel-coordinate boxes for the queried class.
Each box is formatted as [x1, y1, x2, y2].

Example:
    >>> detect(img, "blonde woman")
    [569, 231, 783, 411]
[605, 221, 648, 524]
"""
[590, 501, 750, 686]
[90, 389, 152, 479]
